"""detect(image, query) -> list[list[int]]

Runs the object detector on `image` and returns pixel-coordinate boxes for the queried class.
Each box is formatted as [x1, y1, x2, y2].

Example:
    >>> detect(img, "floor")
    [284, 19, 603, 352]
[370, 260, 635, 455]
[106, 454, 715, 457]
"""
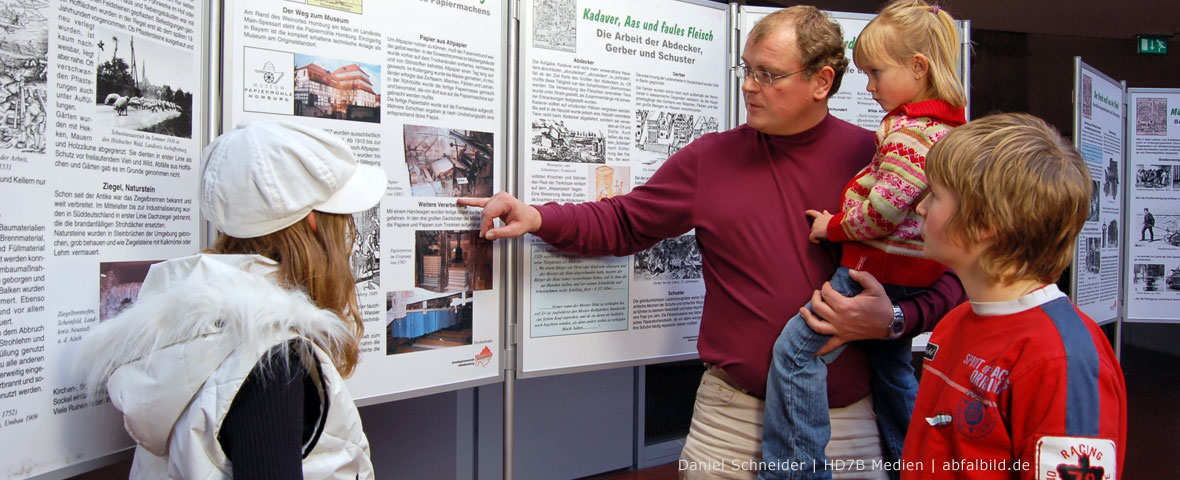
[586, 342, 1180, 480]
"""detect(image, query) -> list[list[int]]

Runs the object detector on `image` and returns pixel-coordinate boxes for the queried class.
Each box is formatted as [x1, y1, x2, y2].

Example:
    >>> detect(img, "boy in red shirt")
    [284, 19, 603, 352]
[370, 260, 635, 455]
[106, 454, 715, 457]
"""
[903, 113, 1126, 479]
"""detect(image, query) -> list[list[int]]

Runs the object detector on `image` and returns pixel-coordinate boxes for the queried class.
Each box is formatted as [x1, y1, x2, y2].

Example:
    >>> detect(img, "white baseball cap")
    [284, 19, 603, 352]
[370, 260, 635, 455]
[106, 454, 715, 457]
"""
[201, 120, 387, 238]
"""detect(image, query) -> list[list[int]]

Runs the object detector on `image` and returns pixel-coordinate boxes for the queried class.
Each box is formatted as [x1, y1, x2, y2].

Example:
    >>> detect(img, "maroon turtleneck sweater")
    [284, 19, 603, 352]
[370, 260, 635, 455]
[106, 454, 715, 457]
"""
[535, 115, 965, 404]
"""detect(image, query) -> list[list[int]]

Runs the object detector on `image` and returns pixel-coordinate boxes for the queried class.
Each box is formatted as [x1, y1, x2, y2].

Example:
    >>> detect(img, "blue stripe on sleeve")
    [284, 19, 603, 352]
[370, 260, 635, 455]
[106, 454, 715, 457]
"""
[1041, 297, 1101, 436]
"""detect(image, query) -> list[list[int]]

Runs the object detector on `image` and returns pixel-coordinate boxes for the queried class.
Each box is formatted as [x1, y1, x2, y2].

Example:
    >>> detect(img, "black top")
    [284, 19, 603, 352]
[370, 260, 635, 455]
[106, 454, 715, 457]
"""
[217, 341, 325, 479]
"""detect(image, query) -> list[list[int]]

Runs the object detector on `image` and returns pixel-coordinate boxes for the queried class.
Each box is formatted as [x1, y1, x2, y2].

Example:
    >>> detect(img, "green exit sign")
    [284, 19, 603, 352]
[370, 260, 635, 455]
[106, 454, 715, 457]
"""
[1138, 35, 1168, 54]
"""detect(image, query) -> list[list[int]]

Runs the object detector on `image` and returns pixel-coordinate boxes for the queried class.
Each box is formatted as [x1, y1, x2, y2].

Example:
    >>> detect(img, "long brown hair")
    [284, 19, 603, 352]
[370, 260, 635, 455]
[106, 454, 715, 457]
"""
[210, 212, 362, 376]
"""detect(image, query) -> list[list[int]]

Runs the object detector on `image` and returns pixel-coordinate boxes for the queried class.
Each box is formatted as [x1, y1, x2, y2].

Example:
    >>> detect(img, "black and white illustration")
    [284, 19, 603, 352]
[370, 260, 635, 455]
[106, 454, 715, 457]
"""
[95, 29, 194, 138]
[1135, 97, 1168, 136]
[531, 119, 605, 163]
[634, 110, 718, 164]
[1137, 207, 1180, 246]
[0, 0, 47, 153]
[403, 125, 494, 198]
[587, 164, 630, 201]
[634, 234, 702, 282]
[415, 230, 493, 293]
[532, 0, 576, 52]
[1084, 237, 1101, 274]
[1086, 180, 1100, 222]
[99, 260, 164, 322]
[1081, 74, 1092, 120]
[1173, 165, 1180, 190]
[1136, 164, 1172, 190]
[385, 289, 473, 355]
[1133, 263, 1166, 292]
[350, 206, 380, 291]
[1108, 219, 1119, 248]
[1103, 158, 1119, 199]
[294, 54, 380, 123]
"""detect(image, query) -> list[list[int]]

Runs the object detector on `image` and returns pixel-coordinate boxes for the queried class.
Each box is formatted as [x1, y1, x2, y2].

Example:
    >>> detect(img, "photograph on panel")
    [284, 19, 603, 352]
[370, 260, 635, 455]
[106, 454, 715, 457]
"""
[242, 46, 295, 115]
[1107, 219, 1119, 248]
[1135, 97, 1168, 136]
[532, 0, 576, 52]
[1174, 165, 1180, 190]
[414, 230, 492, 293]
[587, 164, 630, 201]
[1103, 158, 1119, 199]
[402, 125, 494, 197]
[350, 206, 380, 291]
[531, 119, 605, 163]
[293, 54, 380, 123]
[0, 0, 47, 153]
[634, 110, 718, 165]
[94, 29, 194, 138]
[1135, 164, 1172, 190]
[1085, 237, 1101, 274]
[1086, 180, 1100, 222]
[633, 234, 702, 282]
[99, 260, 165, 322]
[385, 289, 473, 355]
[1133, 263, 1166, 292]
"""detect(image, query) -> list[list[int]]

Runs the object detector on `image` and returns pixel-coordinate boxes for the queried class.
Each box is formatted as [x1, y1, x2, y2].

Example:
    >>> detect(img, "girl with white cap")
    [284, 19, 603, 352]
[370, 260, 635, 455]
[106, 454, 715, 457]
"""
[79, 121, 386, 479]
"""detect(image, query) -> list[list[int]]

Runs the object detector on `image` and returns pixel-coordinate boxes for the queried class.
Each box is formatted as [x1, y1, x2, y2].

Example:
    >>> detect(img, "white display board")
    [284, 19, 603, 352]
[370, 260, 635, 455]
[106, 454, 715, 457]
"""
[1125, 87, 1180, 322]
[222, 0, 508, 402]
[0, 0, 209, 477]
[1072, 59, 1124, 325]
[517, 0, 728, 376]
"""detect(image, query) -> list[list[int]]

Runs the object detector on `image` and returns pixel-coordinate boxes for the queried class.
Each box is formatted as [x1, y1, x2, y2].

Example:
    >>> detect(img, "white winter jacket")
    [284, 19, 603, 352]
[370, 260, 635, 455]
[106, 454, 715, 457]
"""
[79, 254, 374, 479]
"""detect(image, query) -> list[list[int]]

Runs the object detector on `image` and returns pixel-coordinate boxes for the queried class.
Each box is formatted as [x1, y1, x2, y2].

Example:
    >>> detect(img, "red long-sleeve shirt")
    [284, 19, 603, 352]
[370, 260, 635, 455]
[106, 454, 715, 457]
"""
[535, 115, 966, 403]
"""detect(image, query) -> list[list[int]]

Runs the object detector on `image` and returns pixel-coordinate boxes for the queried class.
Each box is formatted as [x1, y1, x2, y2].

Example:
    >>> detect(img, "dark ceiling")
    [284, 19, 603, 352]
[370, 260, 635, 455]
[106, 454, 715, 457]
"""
[728, 0, 1180, 40]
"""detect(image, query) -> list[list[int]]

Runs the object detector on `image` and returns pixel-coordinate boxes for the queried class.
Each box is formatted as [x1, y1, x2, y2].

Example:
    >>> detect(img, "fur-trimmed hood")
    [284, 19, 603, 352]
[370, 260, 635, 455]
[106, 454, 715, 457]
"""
[77, 254, 355, 456]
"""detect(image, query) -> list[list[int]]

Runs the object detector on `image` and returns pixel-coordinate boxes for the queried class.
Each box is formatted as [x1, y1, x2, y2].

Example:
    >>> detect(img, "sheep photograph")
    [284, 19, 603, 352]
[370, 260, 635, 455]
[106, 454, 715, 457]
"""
[94, 28, 194, 138]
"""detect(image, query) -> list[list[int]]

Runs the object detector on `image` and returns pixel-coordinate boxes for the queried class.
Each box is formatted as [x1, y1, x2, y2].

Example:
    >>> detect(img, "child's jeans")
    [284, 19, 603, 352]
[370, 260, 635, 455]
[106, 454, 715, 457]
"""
[760, 267, 922, 480]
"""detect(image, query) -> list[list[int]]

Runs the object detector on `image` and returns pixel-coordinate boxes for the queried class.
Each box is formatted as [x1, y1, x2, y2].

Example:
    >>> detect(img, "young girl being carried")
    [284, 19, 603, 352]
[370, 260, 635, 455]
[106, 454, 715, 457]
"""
[761, 2, 966, 478]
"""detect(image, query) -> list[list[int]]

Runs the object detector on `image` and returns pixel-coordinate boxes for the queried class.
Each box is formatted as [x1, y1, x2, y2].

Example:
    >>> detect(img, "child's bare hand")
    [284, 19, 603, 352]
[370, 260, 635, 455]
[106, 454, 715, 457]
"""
[804, 209, 833, 244]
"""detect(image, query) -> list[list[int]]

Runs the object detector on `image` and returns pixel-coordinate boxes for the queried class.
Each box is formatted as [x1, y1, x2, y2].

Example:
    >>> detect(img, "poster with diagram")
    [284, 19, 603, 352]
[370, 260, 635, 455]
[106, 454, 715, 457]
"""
[518, 0, 727, 375]
[222, 0, 507, 400]
[1072, 60, 1123, 324]
[1125, 87, 1180, 322]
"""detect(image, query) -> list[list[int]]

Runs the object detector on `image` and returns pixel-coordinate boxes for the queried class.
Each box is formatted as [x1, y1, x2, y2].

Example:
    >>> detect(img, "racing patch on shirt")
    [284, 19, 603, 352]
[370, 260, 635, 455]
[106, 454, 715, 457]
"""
[954, 392, 996, 438]
[924, 341, 939, 361]
[1035, 436, 1117, 480]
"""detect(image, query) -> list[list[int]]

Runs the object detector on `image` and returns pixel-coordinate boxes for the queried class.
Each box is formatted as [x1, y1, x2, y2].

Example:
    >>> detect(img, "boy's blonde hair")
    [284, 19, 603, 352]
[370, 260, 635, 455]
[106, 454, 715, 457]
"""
[853, 0, 966, 108]
[926, 113, 1091, 285]
[749, 5, 850, 96]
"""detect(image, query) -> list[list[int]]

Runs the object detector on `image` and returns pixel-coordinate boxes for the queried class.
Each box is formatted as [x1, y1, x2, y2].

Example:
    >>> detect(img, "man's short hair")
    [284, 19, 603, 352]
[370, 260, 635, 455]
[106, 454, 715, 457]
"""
[926, 113, 1092, 285]
[748, 6, 849, 96]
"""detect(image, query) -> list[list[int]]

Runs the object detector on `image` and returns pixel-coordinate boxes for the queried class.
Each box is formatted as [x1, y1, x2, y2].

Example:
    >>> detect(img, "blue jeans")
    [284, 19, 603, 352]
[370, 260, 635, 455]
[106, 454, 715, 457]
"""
[760, 267, 921, 480]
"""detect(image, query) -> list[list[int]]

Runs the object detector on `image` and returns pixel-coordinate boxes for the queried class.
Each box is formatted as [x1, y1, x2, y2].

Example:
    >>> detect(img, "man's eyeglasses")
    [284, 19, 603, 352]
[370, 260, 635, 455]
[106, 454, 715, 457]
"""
[732, 63, 808, 85]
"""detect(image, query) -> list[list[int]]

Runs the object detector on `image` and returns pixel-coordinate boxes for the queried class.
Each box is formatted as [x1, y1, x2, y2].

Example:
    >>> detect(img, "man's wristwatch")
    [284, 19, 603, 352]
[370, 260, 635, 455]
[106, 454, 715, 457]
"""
[888, 304, 906, 339]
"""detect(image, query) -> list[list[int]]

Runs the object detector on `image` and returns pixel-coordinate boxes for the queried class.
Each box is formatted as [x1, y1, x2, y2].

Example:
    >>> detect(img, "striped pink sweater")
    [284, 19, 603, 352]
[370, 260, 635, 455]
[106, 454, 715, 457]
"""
[826, 99, 965, 287]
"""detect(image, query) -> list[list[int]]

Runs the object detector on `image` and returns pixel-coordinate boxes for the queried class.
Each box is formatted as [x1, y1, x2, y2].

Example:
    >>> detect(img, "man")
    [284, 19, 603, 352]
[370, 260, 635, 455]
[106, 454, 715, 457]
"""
[1142, 207, 1155, 242]
[460, 6, 964, 479]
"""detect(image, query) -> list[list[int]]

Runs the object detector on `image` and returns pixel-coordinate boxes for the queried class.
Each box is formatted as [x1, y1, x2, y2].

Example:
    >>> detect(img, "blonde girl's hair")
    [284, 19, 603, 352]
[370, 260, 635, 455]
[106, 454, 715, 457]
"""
[210, 212, 363, 377]
[853, 0, 966, 108]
